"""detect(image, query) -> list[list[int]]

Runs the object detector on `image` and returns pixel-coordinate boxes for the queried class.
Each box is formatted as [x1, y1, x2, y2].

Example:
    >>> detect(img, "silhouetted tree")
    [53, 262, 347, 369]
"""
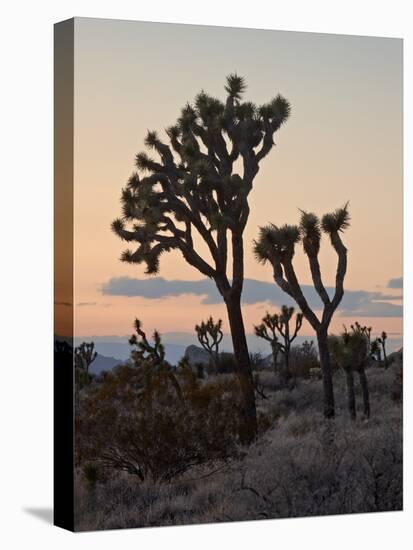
[112, 74, 291, 443]
[254, 306, 303, 385]
[195, 316, 223, 373]
[370, 338, 382, 363]
[254, 314, 281, 375]
[377, 331, 388, 369]
[254, 204, 350, 419]
[351, 322, 372, 356]
[129, 318, 183, 402]
[129, 318, 166, 366]
[329, 324, 370, 420]
[75, 342, 97, 375]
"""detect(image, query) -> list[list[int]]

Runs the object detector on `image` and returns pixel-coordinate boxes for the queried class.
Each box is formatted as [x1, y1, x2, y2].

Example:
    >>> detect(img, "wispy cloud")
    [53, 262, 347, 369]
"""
[101, 277, 402, 317]
[76, 302, 113, 308]
[388, 276, 403, 289]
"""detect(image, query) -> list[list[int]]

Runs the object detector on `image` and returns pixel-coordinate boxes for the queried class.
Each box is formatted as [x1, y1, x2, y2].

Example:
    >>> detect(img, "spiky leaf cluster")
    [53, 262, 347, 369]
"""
[329, 325, 369, 371]
[253, 224, 300, 264]
[321, 202, 350, 235]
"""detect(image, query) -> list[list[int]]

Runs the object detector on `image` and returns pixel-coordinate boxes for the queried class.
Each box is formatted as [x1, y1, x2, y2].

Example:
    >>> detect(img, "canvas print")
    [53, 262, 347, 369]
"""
[54, 18, 403, 531]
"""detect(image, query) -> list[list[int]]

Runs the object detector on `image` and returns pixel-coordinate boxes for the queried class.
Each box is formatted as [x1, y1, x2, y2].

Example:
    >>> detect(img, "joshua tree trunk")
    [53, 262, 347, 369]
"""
[358, 368, 370, 418]
[280, 343, 291, 387]
[382, 346, 388, 370]
[212, 351, 220, 374]
[344, 367, 356, 421]
[317, 329, 335, 419]
[225, 294, 258, 444]
[271, 344, 279, 376]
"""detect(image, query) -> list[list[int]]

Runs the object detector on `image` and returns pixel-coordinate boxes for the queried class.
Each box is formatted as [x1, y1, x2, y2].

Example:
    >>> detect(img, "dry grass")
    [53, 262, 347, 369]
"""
[74, 364, 402, 531]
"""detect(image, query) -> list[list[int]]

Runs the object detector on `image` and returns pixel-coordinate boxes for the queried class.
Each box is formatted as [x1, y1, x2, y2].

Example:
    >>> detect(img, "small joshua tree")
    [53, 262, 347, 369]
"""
[377, 331, 388, 369]
[254, 204, 350, 419]
[195, 316, 223, 374]
[254, 315, 281, 375]
[129, 318, 166, 366]
[112, 74, 291, 443]
[351, 322, 372, 356]
[329, 325, 370, 420]
[129, 318, 183, 401]
[75, 342, 97, 375]
[370, 338, 382, 363]
[254, 306, 303, 385]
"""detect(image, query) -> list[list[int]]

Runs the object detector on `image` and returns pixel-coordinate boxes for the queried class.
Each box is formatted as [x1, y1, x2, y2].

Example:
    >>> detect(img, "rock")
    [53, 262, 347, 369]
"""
[387, 348, 403, 367]
[184, 345, 211, 367]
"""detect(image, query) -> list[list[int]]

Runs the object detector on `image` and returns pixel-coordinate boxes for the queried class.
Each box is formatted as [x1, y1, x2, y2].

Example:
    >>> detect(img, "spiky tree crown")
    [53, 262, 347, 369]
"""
[195, 316, 223, 354]
[300, 210, 321, 256]
[112, 74, 291, 277]
[254, 306, 303, 351]
[330, 324, 369, 369]
[254, 204, 350, 266]
[254, 204, 350, 334]
[129, 318, 166, 366]
[75, 342, 97, 371]
[321, 203, 350, 237]
[253, 223, 300, 264]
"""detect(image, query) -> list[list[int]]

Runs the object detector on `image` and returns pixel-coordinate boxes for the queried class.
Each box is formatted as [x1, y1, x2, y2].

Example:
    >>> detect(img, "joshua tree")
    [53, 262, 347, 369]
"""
[370, 338, 382, 363]
[351, 322, 372, 355]
[254, 306, 303, 385]
[254, 315, 281, 375]
[112, 74, 291, 443]
[329, 325, 370, 420]
[377, 331, 388, 368]
[129, 318, 183, 401]
[254, 204, 350, 419]
[75, 342, 97, 375]
[129, 318, 166, 365]
[195, 316, 223, 373]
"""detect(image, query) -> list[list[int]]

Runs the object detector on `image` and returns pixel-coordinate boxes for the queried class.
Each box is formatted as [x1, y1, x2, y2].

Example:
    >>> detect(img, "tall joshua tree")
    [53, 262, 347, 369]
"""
[254, 306, 303, 385]
[195, 316, 223, 374]
[254, 204, 350, 419]
[112, 74, 291, 443]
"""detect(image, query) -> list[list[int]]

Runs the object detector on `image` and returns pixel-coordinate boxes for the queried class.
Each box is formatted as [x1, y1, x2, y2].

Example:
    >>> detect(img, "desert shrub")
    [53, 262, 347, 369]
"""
[391, 365, 403, 403]
[216, 352, 238, 374]
[75, 367, 93, 390]
[76, 361, 244, 482]
[253, 370, 278, 392]
[289, 340, 319, 378]
[75, 365, 402, 531]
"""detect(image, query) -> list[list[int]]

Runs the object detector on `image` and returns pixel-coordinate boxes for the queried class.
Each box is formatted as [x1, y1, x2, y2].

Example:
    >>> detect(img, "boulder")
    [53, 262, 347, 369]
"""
[184, 345, 210, 367]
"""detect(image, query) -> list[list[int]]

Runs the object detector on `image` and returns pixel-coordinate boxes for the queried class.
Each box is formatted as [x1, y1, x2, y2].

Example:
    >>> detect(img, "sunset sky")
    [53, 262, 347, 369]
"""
[62, 18, 403, 351]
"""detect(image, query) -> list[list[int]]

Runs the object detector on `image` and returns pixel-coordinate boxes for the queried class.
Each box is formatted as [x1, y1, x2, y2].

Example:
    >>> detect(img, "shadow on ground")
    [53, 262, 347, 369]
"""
[24, 507, 53, 524]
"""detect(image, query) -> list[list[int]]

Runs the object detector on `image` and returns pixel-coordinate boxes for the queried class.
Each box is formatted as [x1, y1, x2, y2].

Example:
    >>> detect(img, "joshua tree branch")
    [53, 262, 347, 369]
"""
[307, 255, 331, 306]
[282, 258, 320, 331]
[231, 229, 244, 295]
[322, 231, 347, 326]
